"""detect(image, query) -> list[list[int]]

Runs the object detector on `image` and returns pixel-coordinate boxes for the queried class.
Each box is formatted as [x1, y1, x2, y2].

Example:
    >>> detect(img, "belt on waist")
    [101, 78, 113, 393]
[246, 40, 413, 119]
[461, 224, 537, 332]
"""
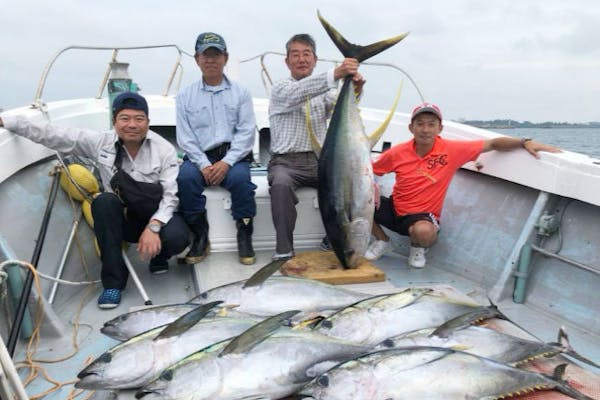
[205, 143, 231, 159]
[204, 143, 254, 163]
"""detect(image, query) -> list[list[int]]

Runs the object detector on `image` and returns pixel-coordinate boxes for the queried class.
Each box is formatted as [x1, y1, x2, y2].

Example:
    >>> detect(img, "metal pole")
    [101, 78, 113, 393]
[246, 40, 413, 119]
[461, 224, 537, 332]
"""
[48, 204, 82, 304]
[530, 244, 600, 275]
[0, 337, 28, 400]
[121, 249, 152, 306]
[7, 171, 61, 356]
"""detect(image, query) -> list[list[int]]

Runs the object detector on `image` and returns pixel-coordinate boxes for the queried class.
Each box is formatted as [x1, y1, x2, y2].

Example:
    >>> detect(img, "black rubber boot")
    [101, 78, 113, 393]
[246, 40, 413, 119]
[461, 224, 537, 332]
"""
[185, 212, 210, 264]
[236, 218, 255, 265]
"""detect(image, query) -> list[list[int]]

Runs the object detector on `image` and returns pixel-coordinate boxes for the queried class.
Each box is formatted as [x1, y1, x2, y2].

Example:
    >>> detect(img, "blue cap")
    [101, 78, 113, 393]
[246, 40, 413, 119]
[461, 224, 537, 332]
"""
[195, 32, 227, 54]
[112, 92, 148, 117]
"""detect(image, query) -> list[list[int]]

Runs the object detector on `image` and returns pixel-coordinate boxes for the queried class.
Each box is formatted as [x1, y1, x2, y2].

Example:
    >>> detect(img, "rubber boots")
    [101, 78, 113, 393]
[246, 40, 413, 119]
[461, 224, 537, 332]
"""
[185, 212, 210, 264]
[236, 218, 255, 265]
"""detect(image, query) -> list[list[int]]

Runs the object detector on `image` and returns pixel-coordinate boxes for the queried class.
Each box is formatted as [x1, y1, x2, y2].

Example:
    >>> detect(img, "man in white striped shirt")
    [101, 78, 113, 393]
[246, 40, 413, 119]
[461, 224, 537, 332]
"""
[268, 34, 364, 259]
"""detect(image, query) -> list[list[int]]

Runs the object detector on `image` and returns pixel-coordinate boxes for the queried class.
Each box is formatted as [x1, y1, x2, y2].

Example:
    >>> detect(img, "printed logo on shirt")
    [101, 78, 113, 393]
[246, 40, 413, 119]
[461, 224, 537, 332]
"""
[426, 154, 448, 169]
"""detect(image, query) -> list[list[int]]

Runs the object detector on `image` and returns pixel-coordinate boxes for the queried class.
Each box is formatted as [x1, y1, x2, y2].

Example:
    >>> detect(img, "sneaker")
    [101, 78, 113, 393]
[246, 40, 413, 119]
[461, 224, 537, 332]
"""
[149, 259, 169, 275]
[272, 251, 294, 261]
[408, 246, 426, 268]
[365, 240, 391, 261]
[319, 236, 332, 251]
[98, 288, 121, 309]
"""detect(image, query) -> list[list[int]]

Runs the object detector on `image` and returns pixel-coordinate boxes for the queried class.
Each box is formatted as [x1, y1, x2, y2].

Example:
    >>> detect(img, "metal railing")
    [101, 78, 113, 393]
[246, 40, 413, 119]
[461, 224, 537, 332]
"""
[31, 46, 425, 110]
[240, 51, 425, 102]
[32, 44, 195, 109]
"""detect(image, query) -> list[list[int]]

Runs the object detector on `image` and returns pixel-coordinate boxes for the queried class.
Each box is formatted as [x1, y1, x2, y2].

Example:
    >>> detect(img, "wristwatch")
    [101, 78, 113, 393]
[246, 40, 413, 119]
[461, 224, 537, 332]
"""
[148, 222, 161, 233]
[521, 137, 532, 147]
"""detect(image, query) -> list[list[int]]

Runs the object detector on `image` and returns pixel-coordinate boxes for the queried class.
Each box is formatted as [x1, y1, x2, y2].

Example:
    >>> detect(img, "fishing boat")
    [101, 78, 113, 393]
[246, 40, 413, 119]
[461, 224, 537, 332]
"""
[0, 44, 599, 399]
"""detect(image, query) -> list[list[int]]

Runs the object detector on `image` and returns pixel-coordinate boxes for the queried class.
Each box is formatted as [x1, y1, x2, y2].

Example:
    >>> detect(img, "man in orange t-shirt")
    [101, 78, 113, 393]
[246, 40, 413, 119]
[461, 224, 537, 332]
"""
[365, 102, 561, 268]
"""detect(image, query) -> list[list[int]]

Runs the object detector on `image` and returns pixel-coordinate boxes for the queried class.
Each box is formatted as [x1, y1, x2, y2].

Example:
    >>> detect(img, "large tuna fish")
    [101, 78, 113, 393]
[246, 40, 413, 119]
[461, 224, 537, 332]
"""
[300, 347, 595, 400]
[135, 312, 370, 400]
[379, 324, 600, 369]
[77, 306, 262, 389]
[315, 11, 408, 268]
[188, 275, 371, 316]
[314, 288, 485, 346]
[102, 265, 370, 341]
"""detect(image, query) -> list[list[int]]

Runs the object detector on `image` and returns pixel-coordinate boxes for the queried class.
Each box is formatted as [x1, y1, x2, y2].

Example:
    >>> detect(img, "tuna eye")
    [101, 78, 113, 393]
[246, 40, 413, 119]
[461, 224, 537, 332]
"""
[381, 338, 394, 348]
[200, 292, 208, 299]
[317, 375, 329, 388]
[99, 353, 112, 363]
[160, 370, 173, 381]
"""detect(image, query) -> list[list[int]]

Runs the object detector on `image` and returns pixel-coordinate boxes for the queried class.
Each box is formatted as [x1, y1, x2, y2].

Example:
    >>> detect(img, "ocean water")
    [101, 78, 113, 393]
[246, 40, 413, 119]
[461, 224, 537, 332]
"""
[491, 127, 600, 160]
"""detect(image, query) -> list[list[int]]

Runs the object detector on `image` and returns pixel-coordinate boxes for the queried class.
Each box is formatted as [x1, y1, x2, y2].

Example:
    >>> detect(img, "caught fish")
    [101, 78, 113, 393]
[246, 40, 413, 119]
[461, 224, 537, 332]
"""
[314, 288, 485, 346]
[377, 325, 581, 367]
[136, 311, 370, 400]
[189, 275, 371, 316]
[100, 300, 229, 341]
[100, 275, 362, 341]
[300, 347, 595, 400]
[101, 303, 200, 341]
[314, 11, 408, 268]
[77, 307, 262, 389]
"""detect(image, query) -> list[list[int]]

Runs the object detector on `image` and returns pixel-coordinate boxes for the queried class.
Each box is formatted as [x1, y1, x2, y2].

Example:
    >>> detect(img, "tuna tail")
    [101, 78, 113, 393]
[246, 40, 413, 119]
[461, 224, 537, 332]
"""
[317, 10, 409, 62]
[549, 364, 596, 400]
[551, 327, 600, 370]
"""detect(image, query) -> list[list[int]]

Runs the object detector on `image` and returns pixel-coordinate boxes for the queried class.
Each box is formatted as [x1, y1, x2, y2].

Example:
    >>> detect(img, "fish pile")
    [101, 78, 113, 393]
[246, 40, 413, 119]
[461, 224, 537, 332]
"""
[76, 263, 599, 400]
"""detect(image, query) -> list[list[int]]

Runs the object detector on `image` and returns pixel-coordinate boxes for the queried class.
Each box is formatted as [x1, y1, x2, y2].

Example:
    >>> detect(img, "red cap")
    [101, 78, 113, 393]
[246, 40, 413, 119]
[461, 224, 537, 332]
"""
[411, 102, 442, 121]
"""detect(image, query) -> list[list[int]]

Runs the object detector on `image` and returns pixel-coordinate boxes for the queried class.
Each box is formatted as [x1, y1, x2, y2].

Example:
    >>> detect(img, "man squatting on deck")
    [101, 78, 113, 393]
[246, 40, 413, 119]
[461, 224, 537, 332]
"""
[268, 33, 365, 260]
[0, 93, 189, 309]
[176, 32, 258, 265]
[364, 102, 561, 268]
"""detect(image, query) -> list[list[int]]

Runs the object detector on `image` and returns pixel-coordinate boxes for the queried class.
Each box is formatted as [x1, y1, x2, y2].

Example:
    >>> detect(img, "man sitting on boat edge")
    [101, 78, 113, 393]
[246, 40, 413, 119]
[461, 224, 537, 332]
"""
[0, 92, 189, 309]
[176, 31, 257, 266]
[365, 102, 561, 268]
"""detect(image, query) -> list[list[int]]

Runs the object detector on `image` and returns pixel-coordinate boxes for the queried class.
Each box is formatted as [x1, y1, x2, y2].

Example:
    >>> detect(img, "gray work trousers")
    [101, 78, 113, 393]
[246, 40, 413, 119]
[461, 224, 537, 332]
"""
[267, 152, 319, 254]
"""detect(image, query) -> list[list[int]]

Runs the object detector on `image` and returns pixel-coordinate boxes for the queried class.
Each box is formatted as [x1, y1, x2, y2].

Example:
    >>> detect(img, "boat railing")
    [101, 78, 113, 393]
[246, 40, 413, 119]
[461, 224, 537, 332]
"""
[32, 46, 424, 111]
[239, 51, 425, 102]
[32, 44, 195, 110]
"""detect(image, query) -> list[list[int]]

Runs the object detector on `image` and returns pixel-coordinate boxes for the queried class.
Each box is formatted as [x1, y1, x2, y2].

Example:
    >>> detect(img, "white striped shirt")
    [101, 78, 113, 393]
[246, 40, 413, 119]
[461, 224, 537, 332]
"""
[268, 70, 338, 154]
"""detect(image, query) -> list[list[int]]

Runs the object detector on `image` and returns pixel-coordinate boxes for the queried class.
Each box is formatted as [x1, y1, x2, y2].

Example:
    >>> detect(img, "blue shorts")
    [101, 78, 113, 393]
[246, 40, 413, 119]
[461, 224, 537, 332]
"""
[374, 196, 439, 236]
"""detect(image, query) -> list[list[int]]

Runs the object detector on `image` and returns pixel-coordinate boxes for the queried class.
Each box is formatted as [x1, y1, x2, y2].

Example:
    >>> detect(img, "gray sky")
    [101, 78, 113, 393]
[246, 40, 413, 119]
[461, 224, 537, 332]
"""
[2, 0, 599, 123]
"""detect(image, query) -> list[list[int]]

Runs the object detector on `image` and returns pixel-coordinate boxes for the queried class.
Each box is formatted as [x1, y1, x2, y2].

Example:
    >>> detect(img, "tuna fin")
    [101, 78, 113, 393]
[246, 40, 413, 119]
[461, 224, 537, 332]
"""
[431, 305, 504, 338]
[154, 301, 223, 340]
[368, 81, 403, 148]
[219, 310, 300, 356]
[243, 259, 287, 288]
[305, 98, 322, 156]
[317, 10, 409, 62]
[295, 315, 326, 330]
[548, 364, 596, 400]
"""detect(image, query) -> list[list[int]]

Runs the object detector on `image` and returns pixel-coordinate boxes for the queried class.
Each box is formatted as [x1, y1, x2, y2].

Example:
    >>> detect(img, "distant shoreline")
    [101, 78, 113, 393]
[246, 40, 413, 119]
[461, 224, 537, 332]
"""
[459, 120, 600, 129]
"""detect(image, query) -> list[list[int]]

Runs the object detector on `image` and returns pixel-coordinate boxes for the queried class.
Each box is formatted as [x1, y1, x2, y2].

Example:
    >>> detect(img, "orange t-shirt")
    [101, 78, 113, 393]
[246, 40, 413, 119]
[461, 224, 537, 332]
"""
[372, 136, 484, 219]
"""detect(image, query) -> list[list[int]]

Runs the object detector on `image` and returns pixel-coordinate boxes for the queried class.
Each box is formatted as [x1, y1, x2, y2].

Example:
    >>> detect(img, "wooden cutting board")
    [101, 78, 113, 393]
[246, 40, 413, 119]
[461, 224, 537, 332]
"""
[280, 250, 385, 285]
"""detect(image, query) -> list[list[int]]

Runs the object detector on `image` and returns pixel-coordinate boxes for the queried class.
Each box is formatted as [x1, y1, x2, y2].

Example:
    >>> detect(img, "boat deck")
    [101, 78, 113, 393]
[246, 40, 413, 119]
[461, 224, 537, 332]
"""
[8, 243, 600, 400]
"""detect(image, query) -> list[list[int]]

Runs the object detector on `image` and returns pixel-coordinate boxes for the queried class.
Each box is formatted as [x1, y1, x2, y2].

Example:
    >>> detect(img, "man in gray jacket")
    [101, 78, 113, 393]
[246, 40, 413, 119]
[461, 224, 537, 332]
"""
[0, 92, 189, 309]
